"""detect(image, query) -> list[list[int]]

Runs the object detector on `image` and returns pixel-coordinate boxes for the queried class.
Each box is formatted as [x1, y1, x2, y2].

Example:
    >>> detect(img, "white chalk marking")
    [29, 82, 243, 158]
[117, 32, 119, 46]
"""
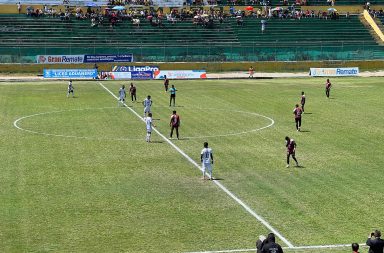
[13, 107, 143, 141]
[98, 82, 293, 248]
[184, 242, 367, 253]
[13, 107, 274, 140]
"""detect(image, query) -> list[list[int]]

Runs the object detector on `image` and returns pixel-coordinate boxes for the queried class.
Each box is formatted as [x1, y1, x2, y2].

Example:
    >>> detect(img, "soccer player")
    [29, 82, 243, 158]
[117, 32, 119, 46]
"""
[164, 75, 169, 92]
[143, 95, 152, 117]
[325, 78, 332, 98]
[293, 104, 303, 131]
[67, 79, 74, 98]
[249, 66, 254, 78]
[118, 85, 126, 107]
[170, 110, 180, 139]
[129, 83, 137, 102]
[145, 112, 155, 143]
[301, 91, 306, 113]
[169, 84, 177, 107]
[201, 142, 214, 180]
[285, 136, 299, 168]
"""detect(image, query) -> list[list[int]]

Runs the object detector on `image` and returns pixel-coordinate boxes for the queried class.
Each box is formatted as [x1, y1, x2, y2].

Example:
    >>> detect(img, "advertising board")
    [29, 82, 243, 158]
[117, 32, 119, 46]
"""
[310, 67, 359, 76]
[37, 54, 133, 64]
[153, 70, 207, 79]
[43, 69, 98, 79]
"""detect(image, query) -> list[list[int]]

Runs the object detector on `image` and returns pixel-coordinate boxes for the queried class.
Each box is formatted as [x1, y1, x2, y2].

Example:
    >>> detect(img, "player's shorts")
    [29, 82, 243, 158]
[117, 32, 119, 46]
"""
[144, 106, 151, 113]
[202, 162, 212, 171]
[68, 89, 73, 93]
[287, 151, 295, 155]
[170, 94, 176, 97]
[146, 128, 152, 134]
[119, 96, 125, 101]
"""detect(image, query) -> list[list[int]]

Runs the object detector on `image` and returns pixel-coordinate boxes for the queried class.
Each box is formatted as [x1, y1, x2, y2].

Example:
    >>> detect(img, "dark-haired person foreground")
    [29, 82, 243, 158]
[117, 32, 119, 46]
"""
[366, 230, 384, 253]
[260, 233, 284, 253]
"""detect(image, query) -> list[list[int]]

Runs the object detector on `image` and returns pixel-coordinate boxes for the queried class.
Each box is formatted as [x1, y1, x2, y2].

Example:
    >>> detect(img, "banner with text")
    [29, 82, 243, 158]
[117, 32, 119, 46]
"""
[112, 66, 159, 72]
[37, 54, 133, 64]
[84, 54, 133, 63]
[99, 71, 153, 80]
[44, 69, 98, 79]
[153, 70, 207, 79]
[310, 67, 359, 77]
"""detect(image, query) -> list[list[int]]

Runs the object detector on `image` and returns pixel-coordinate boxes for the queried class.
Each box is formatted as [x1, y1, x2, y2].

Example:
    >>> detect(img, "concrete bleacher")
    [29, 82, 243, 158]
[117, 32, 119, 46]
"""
[0, 14, 383, 61]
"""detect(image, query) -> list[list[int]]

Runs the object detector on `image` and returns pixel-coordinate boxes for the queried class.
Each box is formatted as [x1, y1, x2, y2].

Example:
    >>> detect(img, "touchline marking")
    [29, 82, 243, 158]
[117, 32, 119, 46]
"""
[97, 82, 294, 248]
[184, 243, 367, 253]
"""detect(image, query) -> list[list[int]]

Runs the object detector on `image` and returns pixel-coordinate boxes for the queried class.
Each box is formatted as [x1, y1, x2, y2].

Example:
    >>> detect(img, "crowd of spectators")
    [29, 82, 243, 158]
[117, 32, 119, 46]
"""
[108, 0, 153, 6]
[23, 0, 351, 28]
[368, 8, 384, 17]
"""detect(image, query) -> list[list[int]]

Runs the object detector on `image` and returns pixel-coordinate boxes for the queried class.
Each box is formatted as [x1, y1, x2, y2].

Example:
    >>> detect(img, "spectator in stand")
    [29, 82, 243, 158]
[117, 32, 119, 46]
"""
[17, 2, 21, 14]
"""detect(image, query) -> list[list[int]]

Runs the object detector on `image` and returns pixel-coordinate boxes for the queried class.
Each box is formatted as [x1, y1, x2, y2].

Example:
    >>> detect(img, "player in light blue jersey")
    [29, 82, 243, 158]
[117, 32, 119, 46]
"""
[145, 112, 156, 142]
[143, 95, 152, 117]
[201, 142, 214, 180]
[67, 80, 74, 98]
[118, 85, 126, 107]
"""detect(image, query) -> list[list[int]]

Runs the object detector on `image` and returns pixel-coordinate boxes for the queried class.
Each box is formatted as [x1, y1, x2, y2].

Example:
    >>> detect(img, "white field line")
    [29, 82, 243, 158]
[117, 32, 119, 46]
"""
[12, 107, 273, 140]
[184, 243, 367, 253]
[13, 107, 143, 141]
[98, 82, 294, 248]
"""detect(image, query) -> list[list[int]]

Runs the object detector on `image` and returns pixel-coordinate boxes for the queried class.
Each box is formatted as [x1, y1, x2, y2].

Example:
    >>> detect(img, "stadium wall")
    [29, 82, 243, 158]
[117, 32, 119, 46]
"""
[1, 61, 384, 74]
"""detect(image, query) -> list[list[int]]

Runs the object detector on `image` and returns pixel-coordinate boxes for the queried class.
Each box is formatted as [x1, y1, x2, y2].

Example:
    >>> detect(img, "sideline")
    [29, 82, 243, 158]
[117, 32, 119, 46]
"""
[184, 242, 367, 253]
[97, 81, 294, 248]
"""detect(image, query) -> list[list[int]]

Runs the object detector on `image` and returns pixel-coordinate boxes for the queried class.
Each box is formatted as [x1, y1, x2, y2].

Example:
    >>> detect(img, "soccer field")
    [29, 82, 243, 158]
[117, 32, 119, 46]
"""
[0, 77, 383, 253]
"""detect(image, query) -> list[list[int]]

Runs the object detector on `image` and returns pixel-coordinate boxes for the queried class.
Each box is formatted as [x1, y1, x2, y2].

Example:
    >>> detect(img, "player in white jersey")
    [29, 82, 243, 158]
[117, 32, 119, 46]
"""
[145, 112, 155, 142]
[201, 142, 214, 180]
[118, 85, 126, 107]
[143, 95, 152, 117]
[67, 80, 74, 98]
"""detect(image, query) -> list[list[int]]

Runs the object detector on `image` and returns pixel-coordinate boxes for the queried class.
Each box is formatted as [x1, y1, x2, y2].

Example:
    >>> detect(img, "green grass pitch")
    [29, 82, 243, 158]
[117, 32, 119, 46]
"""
[0, 77, 383, 252]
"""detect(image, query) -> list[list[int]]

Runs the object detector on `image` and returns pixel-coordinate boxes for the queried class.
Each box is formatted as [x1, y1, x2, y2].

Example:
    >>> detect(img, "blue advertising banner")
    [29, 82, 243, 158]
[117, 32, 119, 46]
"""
[131, 71, 153, 80]
[84, 54, 133, 63]
[112, 66, 159, 72]
[44, 69, 98, 79]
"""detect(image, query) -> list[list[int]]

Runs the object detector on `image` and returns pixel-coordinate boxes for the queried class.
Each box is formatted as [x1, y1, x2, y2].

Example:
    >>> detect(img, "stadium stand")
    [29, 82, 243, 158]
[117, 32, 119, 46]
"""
[0, 9, 383, 62]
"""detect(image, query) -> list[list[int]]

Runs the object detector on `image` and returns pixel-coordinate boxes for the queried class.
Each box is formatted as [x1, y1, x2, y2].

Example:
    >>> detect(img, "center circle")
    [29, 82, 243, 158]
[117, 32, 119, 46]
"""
[13, 107, 274, 140]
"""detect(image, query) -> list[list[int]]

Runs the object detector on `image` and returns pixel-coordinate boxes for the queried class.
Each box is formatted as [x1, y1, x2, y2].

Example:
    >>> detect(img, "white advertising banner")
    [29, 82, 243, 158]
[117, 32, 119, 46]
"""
[153, 70, 207, 79]
[310, 67, 359, 77]
[36, 55, 85, 64]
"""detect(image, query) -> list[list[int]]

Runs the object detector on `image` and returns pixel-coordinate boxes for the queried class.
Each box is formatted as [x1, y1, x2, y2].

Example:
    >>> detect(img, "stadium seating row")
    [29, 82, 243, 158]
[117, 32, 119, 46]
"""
[0, 14, 383, 61]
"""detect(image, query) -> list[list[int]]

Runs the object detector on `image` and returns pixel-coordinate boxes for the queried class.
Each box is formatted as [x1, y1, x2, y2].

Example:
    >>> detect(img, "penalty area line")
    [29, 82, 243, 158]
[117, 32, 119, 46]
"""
[97, 82, 294, 248]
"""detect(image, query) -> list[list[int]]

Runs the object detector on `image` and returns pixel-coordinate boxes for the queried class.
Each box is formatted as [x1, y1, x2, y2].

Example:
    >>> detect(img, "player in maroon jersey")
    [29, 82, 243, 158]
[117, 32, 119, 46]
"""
[325, 79, 332, 98]
[129, 82, 137, 102]
[164, 75, 169, 92]
[301, 91, 306, 113]
[169, 110, 180, 139]
[285, 136, 299, 168]
[293, 104, 303, 131]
